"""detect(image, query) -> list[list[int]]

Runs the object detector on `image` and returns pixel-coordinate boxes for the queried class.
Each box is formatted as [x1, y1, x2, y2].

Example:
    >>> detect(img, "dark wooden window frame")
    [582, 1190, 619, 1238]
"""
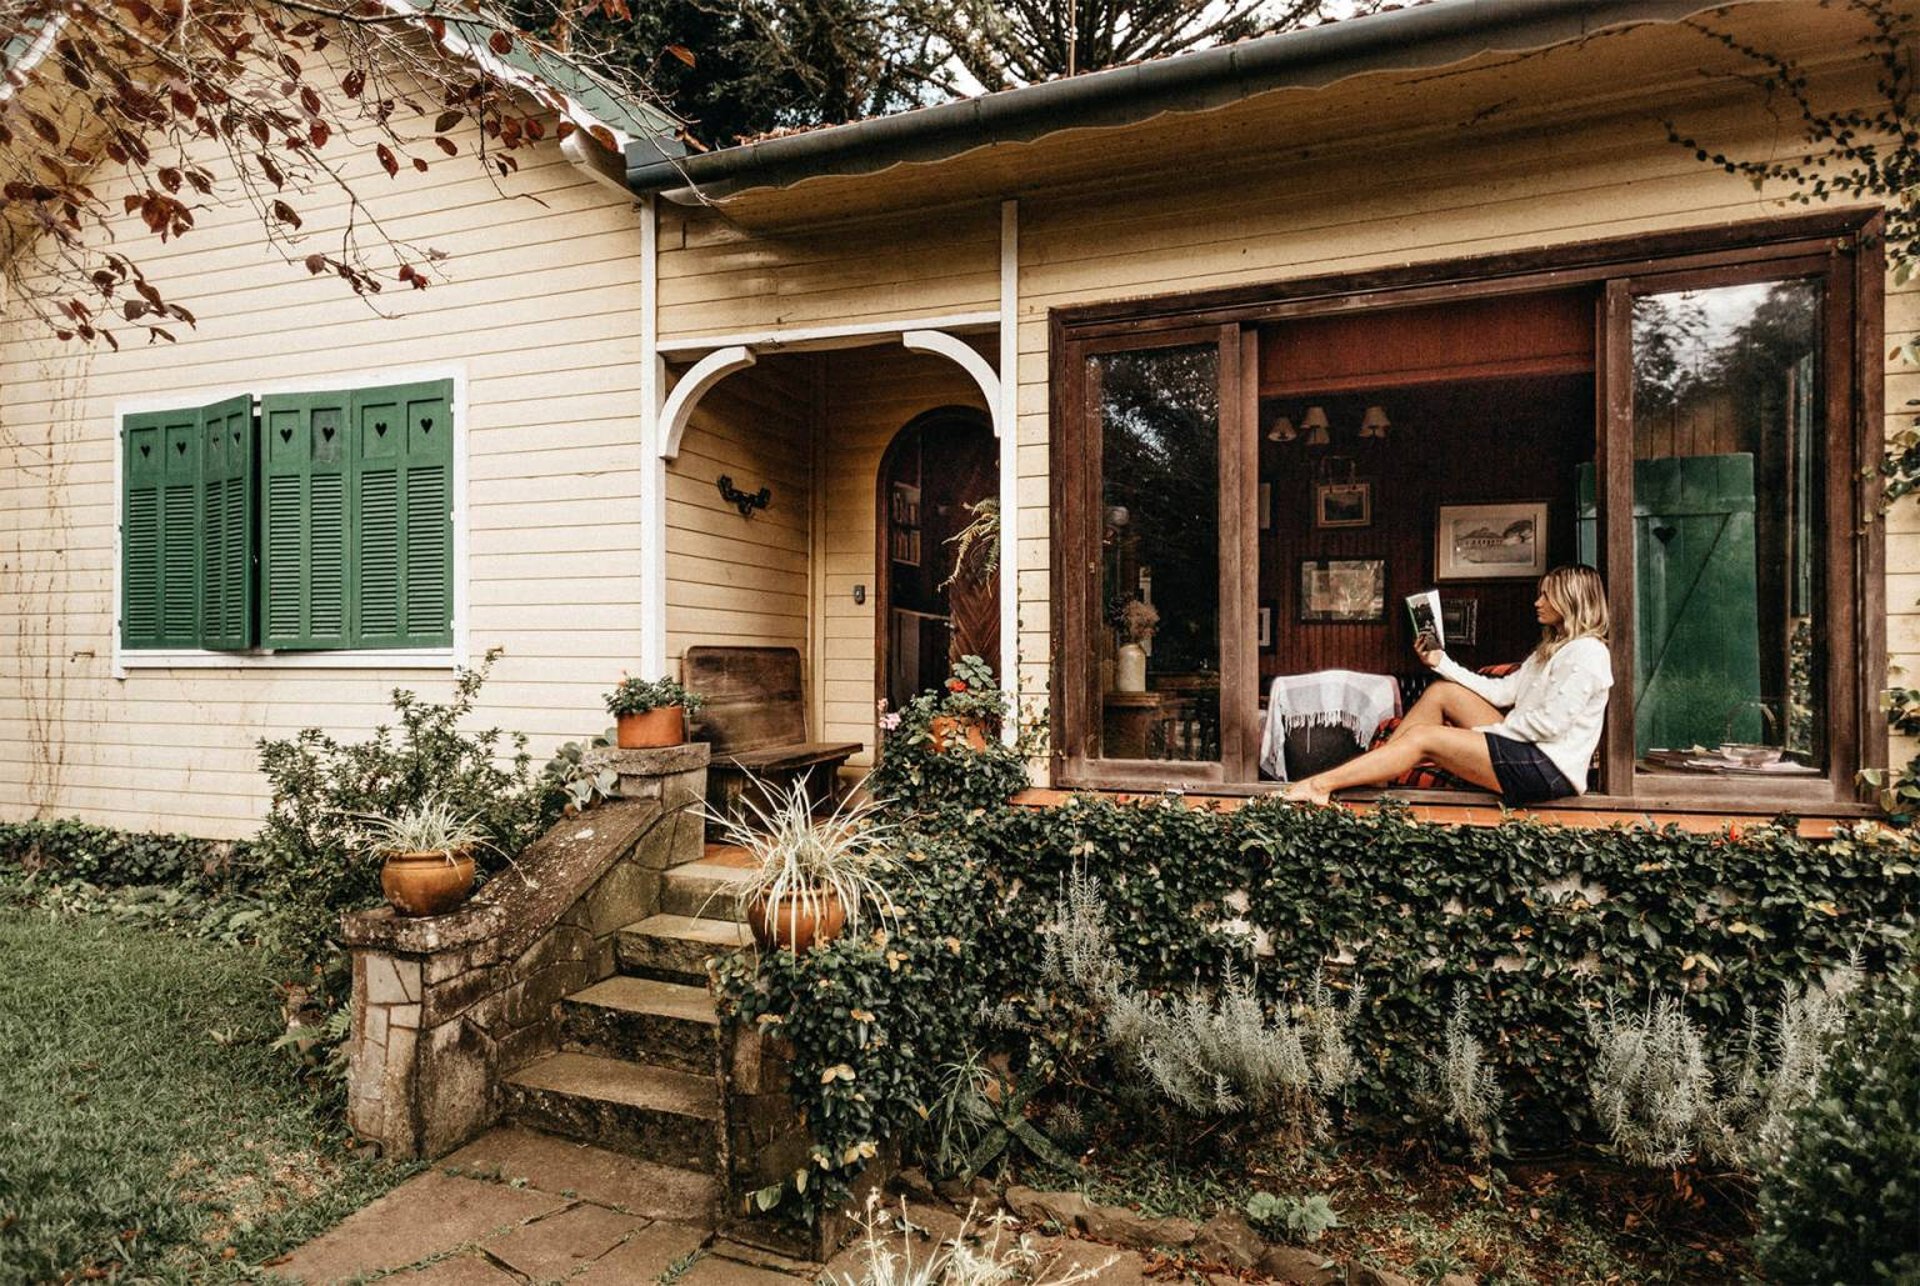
[1049, 210, 1885, 815]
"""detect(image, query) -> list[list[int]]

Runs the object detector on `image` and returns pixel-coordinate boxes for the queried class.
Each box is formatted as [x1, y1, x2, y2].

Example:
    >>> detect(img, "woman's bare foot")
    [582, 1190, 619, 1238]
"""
[1281, 778, 1331, 806]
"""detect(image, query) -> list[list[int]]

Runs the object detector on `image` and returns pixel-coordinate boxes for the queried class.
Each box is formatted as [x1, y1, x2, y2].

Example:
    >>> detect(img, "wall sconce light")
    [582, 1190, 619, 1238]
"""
[1358, 405, 1392, 441]
[1265, 414, 1296, 443]
[717, 474, 771, 517]
[1300, 406, 1331, 447]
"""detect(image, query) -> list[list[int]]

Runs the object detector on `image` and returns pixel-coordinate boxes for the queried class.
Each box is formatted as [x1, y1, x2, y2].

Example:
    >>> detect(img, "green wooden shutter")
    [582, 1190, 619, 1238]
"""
[259, 391, 351, 649]
[198, 395, 256, 650]
[121, 410, 180, 648]
[351, 381, 452, 648]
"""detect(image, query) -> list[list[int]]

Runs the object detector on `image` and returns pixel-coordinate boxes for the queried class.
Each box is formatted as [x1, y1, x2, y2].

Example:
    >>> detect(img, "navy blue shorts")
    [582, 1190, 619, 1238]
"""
[1484, 733, 1574, 805]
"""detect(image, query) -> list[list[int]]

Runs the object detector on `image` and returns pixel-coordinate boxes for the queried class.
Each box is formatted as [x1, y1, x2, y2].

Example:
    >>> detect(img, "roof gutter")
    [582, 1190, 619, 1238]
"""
[625, 0, 1726, 203]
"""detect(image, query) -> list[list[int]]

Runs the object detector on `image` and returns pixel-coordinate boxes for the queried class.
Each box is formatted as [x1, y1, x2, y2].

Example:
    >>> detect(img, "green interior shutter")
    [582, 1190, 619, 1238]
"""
[259, 391, 351, 649]
[351, 381, 453, 648]
[198, 395, 255, 650]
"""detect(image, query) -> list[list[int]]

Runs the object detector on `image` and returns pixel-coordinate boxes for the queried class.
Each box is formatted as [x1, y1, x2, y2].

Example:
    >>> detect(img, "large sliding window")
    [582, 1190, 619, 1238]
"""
[1052, 217, 1878, 810]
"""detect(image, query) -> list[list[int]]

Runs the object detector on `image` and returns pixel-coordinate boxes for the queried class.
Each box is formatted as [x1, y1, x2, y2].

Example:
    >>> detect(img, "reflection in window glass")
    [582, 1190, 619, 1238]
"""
[1090, 345, 1220, 762]
[1630, 279, 1823, 768]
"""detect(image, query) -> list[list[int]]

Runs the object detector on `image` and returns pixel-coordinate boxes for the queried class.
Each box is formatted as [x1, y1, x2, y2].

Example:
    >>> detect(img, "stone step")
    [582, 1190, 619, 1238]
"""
[616, 913, 753, 985]
[503, 1052, 722, 1172]
[658, 860, 750, 920]
[559, 976, 720, 1077]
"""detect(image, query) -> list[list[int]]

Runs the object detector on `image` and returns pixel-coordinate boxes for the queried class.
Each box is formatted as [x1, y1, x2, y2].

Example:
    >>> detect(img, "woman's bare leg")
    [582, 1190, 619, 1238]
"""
[1387, 681, 1502, 740]
[1284, 726, 1501, 804]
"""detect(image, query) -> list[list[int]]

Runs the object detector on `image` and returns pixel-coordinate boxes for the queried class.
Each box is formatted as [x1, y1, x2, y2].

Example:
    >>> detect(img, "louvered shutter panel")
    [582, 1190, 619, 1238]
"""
[121, 411, 179, 648]
[198, 395, 255, 650]
[351, 381, 452, 648]
[259, 392, 351, 648]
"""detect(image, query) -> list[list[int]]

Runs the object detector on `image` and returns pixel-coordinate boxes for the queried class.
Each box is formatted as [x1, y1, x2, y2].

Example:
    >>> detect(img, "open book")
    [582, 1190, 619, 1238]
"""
[1405, 589, 1443, 648]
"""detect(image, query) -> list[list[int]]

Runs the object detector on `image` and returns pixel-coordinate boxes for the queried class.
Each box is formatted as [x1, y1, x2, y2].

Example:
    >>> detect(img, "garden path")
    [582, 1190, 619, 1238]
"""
[267, 1126, 798, 1284]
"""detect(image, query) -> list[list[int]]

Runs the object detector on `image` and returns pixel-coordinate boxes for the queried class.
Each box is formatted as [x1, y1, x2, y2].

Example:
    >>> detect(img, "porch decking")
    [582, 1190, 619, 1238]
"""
[1010, 788, 1858, 840]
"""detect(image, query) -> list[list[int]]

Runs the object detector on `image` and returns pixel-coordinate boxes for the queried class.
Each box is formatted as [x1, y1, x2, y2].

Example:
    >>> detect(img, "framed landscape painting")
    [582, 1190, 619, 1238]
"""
[1299, 558, 1386, 623]
[1435, 502, 1548, 581]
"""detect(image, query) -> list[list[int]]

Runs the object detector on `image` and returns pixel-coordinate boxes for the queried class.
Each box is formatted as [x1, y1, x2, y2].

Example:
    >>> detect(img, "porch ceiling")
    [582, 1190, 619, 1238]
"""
[632, 0, 1874, 232]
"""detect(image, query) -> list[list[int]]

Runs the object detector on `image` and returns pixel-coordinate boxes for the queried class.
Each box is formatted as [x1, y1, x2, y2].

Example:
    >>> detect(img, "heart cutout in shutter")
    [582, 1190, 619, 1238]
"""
[176, 440, 187, 455]
[1653, 524, 1678, 544]
[139, 444, 151, 458]
[322, 425, 336, 442]
[233, 430, 242, 445]
[420, 417, 433, 433]
[280, 427, 293, 444]
[375, 422, 388, 437]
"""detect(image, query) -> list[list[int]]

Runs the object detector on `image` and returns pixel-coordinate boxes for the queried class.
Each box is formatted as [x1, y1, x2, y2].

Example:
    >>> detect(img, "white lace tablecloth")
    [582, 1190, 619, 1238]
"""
[1259, 670, 1402, 781]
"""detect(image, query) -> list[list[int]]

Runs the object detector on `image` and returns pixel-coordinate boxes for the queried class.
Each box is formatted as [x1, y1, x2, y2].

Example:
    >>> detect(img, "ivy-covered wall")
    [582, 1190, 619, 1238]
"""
[720, 782, 1920, 1218]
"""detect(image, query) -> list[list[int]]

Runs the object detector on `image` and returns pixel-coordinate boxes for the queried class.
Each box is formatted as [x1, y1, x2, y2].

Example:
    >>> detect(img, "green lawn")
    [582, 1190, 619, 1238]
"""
[0, 908, 418, 1283]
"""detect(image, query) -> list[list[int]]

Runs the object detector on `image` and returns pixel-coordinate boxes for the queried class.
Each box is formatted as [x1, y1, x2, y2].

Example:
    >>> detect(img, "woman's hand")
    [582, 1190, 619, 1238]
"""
[1414, 632, 1445, 669]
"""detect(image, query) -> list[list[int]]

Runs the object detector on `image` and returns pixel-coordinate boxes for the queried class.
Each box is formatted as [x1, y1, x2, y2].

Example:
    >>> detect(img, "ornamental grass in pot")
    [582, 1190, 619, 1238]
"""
[361, 796, 489, 917]
[713, 779, 897, 953]
[604, 675, 704, 749]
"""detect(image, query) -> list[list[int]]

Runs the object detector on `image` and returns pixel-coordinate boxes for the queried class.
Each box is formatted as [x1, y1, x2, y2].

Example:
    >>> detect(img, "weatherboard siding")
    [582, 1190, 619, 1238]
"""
[0, 111, 650, 837]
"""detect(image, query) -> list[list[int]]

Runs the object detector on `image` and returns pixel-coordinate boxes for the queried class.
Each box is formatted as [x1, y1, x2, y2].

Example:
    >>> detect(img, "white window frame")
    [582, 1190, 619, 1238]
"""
[112, 364, 469, 677]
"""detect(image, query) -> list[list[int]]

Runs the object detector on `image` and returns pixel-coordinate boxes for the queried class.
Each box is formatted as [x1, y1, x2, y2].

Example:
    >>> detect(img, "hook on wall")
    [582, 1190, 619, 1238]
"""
[717, 474, 772, 518]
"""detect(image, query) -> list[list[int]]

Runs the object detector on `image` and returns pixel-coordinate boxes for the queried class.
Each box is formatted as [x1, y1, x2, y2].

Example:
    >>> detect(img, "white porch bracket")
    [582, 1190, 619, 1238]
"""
[902, 330, 1004, 437]
[659, 345, 757, 461]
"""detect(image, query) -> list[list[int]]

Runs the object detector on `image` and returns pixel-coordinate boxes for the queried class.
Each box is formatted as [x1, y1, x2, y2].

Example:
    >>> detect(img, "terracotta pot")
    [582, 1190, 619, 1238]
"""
[747, 888, 846, 953]
[380, 849, 476, 917]
[928, 714, 990, 753]
[616, 706, 685, 748]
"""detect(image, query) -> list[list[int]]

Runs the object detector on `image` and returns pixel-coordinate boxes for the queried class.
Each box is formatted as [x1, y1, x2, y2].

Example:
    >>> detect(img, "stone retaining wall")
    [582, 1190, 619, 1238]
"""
[341, 745, 708, 1158]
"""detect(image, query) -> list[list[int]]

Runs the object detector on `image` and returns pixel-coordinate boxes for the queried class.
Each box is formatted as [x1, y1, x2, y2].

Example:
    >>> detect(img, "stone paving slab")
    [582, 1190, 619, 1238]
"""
[678, 1252, 815, 1284]
[389, 1253, 524, 1284]
[443, 1125, 718, 1218]
[486, 1201, 652, 1280]
[568, 1220, 715, 1282]
[270, 1171, 568, 1283]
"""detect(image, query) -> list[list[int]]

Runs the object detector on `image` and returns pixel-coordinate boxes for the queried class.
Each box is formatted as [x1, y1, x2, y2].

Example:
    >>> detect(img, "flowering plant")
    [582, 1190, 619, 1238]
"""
[1116, 598, 1160, 645]
[603, 675, 704, 718]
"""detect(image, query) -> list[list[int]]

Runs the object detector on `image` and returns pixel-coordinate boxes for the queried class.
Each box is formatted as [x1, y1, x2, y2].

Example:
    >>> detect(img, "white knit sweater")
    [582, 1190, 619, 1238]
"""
[1432, 637, 1613, 793]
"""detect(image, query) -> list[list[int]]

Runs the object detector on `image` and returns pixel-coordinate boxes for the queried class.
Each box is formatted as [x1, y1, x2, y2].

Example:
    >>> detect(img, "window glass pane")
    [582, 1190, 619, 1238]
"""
[1630, 279, 1824, 771]
[1090, 344, 1220, 761]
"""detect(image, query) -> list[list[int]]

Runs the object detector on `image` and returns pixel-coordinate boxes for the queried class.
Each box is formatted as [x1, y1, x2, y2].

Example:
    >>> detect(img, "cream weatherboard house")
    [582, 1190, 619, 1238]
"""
[1, 0, 1912, 838]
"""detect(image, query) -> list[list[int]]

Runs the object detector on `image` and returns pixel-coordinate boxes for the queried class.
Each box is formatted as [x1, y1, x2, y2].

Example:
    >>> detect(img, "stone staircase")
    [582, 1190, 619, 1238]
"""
[500, 843, 759, 1215]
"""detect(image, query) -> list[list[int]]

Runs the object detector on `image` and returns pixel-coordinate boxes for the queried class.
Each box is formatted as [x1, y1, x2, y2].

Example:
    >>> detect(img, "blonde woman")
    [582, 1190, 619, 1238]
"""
[1282, 564, 1612, 807]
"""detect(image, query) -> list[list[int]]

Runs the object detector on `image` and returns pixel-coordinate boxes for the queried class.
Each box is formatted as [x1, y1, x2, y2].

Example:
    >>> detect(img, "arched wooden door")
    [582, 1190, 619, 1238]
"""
[876, 408, 998, 712]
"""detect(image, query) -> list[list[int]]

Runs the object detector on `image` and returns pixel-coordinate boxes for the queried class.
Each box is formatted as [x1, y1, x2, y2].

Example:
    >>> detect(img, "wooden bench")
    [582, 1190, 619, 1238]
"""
[683, 645, 863, 831]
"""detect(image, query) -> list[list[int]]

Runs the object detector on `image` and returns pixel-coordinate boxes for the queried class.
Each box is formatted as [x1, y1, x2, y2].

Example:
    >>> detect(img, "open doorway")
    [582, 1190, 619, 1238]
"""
[876, 406, 998, 712]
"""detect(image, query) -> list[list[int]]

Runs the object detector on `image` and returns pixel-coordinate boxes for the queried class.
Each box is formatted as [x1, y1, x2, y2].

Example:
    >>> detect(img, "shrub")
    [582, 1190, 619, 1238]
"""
[1586, 966, 1860, 1170]
[252, 650, 548, 967]
[0, 819, 249, 890]
[867, 656, 1030, 818]
[1753, 967, 1920, 1284]
[1415, 994, 1504, 1162]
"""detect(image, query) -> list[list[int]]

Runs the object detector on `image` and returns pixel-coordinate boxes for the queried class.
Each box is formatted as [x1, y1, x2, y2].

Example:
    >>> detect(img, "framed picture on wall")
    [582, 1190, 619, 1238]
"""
[1299, 559, 1386, 623]
[1315, 481, 1372, 529]
[1441, 596, 1479, 646]
[1258, 606, 1272, 649]
[1435, 502, 1549, 581]
[1258, 482, 1273, 531]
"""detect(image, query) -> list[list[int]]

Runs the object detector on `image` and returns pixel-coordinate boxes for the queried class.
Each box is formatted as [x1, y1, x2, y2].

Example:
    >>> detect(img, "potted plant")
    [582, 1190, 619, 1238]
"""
[361, 796, 488, 917]
[928, 654, 1001, 752]
[714, 779, 897, 953]
[604, 675, 704, 749]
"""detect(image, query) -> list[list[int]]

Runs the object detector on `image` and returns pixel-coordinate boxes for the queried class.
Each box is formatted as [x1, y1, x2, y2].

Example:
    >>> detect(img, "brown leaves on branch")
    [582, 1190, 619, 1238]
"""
[0, 0, 667, 348]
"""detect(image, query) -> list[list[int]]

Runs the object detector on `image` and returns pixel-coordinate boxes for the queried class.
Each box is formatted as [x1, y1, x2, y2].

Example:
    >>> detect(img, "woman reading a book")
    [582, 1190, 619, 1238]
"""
[1282, 564, 1612, 807]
